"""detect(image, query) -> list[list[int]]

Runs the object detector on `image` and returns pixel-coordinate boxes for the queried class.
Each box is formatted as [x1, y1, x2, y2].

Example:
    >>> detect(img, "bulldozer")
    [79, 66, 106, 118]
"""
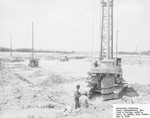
[28, 22, 39, 67]
[87, 0, 127, 100]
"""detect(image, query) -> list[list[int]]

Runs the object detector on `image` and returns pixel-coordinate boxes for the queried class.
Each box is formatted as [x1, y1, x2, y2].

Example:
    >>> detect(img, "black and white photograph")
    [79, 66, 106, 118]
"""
[0, 0, 150, 118]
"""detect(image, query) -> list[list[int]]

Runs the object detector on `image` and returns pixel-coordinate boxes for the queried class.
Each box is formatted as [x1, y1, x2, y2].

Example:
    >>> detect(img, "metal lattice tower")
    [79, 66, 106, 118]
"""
[100, 0, 114, 60]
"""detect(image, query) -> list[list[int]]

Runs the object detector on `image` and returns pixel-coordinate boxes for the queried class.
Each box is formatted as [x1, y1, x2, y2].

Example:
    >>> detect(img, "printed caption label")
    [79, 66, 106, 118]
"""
[113, 104, 150, 118]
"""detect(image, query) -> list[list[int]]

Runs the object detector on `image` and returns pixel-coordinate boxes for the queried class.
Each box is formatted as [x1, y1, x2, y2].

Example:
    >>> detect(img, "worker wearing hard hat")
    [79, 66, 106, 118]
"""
[74, 85, 81, 109]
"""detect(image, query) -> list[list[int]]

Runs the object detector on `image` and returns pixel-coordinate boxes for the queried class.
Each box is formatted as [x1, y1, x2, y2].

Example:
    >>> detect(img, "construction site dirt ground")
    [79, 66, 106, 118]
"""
[0, 53, 150, 118]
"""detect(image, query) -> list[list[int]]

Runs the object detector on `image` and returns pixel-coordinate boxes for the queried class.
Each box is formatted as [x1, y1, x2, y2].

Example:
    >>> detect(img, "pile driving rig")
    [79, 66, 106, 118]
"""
[87, 0, 127, 100]
[28, 22, 39, 67]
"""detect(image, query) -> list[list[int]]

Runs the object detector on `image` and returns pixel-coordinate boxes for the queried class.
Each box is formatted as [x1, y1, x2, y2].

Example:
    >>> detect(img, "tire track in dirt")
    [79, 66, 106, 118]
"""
[13, 73, 34, 86]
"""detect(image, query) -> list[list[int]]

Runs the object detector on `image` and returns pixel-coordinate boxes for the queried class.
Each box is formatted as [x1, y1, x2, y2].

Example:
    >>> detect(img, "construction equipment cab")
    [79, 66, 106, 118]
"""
[28, 58, 39, 67]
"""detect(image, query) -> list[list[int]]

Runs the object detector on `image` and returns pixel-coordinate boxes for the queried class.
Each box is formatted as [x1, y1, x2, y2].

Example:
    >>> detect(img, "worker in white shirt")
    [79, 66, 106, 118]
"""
[80, 91, 89, 108]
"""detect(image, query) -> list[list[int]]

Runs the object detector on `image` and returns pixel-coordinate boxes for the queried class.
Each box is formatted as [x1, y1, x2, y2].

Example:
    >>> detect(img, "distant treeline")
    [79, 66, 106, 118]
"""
[118, 51, 150, 55]
[0, 47, 75, 54]
[0, 47, 150, 55]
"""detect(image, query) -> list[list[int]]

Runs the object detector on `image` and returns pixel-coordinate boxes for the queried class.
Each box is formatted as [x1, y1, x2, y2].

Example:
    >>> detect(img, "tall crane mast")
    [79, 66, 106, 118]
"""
[28, 22, 39, 67]
[100, 0, 113, 60]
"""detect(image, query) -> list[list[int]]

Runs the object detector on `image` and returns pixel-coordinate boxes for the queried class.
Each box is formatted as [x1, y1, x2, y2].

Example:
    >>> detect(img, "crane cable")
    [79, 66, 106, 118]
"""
[91, 0, 95, 63]
[116, 0, 119, 58]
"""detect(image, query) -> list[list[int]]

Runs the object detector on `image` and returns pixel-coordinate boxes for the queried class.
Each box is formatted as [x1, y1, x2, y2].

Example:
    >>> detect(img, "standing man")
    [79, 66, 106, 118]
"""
[74, 85, 81, 109]
[80, 91, 89, 108]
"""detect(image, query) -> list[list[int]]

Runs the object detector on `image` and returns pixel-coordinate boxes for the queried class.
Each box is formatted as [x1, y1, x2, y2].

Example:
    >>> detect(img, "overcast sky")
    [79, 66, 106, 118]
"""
[0, 0, 150, 52]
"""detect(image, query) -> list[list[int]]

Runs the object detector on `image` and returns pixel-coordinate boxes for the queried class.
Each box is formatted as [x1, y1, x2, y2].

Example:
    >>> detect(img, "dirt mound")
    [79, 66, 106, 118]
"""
[29, 70, 53, 77]
[0, 68, 64, 112]
[122, 56, 150, 66]
[40, 74, 65, 86]
[118, 86, 139, 98]
[44, 55, 57, 60]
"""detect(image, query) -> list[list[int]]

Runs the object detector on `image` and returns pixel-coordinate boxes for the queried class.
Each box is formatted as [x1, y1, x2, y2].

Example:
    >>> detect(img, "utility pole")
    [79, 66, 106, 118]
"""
[136, 44, 138, 53]
[116, 30, 118, 57]
[10, 36, 12, 56]
[32, 22, 34, 59]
